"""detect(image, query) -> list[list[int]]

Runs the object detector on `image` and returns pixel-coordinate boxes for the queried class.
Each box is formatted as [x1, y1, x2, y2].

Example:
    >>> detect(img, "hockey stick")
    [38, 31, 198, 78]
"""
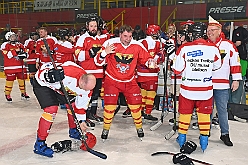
[150, 34, 169, 131]
[21, 59, 26, 95]
[43, 39, 107, 160]
[165, 31, 178, 140]
[151, 151, 213, 165]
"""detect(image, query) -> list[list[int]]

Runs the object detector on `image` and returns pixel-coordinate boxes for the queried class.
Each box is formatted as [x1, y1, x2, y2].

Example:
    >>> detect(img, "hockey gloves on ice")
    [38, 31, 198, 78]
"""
[173, 153, 194, 165]
[44, 66, 65, 83]
[89, 47, 101, 58]
[51, 140, 72, 153]
[80, 132, 97, 151]
[180, 140, 197, 154]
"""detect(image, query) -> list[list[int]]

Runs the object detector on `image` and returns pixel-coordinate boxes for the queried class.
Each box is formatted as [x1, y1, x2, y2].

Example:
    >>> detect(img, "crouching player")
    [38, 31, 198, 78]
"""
[33, 61, 96, 157]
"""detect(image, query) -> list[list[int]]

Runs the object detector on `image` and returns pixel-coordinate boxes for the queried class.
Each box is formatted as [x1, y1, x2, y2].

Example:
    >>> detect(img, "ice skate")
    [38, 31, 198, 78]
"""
[122, 108, 131, 118]
[200, 134, 208, 152]
[69, 128, 81, 140]
[34, 138, 54, 157]
[88, 113, 103, 124]
[143, 113, 158, 121]
[85, 118, 95, 130]
[192, 122, 199, 130]
[5, 95, 12, 103]
[21, 93, 30, 100]
[176, 133, 186, 148]
[101, 129, 109, 142]
[137, 128, 144, 141]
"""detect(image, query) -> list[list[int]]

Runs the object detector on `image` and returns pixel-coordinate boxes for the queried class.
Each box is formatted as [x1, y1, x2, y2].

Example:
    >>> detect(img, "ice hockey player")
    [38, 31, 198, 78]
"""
[137, 24, 165, 121]
[207, 16, 242, 146]
[75, 16, 110, 129]
[94, 24, 157, 141]
[35, 27, 58, 69]
[33, 61, 96, 157]
[0, 31, 30, 102]
[24, 32, 39, 86]
[172, 22, 222, 151]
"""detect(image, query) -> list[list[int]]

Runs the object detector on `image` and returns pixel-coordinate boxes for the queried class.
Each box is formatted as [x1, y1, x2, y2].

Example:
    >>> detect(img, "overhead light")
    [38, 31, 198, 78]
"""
[75, 8, 78, 10]
[178, 1, 183, 3]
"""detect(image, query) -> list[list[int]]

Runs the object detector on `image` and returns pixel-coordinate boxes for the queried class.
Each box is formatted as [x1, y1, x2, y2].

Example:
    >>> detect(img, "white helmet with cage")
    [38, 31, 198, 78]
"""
[5, 31, 15, 41]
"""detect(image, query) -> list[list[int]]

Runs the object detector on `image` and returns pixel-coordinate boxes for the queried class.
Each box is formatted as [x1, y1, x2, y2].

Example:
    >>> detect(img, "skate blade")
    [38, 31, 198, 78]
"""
[139, 138, 143, 141]
[102, 139, 106, 143]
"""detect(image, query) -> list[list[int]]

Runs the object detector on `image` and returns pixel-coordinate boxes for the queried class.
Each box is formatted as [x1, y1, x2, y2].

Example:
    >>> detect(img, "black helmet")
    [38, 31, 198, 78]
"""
[86, 15, 98, 27]
[58, 29, 69, 40]
[80, 26, 87, 33]
[97, 17, 105, 30]
[188, 22, 207, 40]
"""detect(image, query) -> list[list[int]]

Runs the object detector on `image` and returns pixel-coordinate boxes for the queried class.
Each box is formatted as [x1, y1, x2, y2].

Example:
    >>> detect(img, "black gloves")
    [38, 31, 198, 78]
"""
[44, 66, 65, 83]
[165, 42, 175, 56]
[16, 49, 27, 60]
[180, 141, 197, 154]
[51, 140, 72, 153]
[173, 153, 194, 165]
[89, 47, 101, 58]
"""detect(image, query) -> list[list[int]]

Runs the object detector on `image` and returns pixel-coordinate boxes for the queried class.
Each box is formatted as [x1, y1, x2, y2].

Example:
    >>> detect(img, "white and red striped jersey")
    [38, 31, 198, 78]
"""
[36, 36, 57, 65]
[208, 37, 242, 89]
[0, 41, 26, 74]
[172, 38, 221, 100]
[35, 61, 92, 121]
[136, 36, 162, 82]
[24, 38, 37, 65]
[75, 32, 109, 78]
[54, 40, 75, 64]
[94, 37, 151, 82]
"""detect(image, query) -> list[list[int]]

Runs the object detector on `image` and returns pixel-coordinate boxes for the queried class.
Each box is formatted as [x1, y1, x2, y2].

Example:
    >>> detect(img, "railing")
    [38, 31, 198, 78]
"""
[106, 10, 125, 34]
[160, 7, 177, 32]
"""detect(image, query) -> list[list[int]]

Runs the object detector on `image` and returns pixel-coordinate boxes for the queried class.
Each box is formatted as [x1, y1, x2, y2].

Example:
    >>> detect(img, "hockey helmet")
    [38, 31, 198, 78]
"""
[58, 29, 69, 40]
[178, 30, 191, 42]
[5, 31, 15, 41]
[80, 132, 97, 151]
[188, 22, 207, 40]
[146, 24, 160, 36]
[80, 26, 87, 34]
[86, 15, 98, 27]
[97, 16, 106, 30]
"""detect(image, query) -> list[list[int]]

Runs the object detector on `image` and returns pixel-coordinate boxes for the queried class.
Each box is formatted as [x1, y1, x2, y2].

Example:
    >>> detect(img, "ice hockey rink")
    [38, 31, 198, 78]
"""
[0, 78, 248, 165]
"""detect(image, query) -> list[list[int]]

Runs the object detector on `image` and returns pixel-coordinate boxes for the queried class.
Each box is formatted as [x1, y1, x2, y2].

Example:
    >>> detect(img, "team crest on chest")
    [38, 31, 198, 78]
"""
[116, 63, 130, 73]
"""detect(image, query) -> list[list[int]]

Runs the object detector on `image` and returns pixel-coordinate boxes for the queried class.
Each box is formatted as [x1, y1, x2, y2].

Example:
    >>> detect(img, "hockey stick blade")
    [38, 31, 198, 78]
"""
[43, 39, 107, 160]
[150, 111, 168, 131]
[151, 151, 213, 165]
[165, 129, 176, 140]
[150, 121, 162, 131]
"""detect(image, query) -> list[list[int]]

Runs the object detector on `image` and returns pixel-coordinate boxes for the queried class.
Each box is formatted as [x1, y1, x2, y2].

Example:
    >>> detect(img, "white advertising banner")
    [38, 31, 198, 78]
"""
[34, 0, 81, 10]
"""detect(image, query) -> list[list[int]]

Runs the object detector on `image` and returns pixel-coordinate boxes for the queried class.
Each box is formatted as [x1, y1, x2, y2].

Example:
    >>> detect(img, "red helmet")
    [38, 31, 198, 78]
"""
[146, 25, 160, 36]
[80, 132, 97, 151]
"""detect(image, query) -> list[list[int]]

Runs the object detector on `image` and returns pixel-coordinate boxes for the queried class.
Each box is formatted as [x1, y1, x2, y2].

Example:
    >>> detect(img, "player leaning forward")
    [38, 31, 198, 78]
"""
[172, 22, 222, 152]
[94, 25, 157, 141]
[33, 61, 96, 157]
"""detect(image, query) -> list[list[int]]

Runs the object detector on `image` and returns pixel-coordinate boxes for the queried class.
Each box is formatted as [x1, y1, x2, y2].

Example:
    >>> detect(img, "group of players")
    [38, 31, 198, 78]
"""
[0, 15, 241, 163]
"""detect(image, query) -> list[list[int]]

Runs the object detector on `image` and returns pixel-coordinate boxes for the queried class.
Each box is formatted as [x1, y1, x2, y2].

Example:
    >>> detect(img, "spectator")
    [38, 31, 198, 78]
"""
[230, 25, 248, 104]
[223, 22, 231, 40]
[132, 25, 146, 41]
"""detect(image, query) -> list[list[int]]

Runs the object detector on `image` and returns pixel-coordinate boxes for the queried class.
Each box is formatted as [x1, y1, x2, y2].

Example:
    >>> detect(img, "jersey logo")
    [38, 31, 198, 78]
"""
[203, 76, 212, 82]
[115, 53, 134, 64]
[187, 50, 203, 57]
[116, 63, 130, 73]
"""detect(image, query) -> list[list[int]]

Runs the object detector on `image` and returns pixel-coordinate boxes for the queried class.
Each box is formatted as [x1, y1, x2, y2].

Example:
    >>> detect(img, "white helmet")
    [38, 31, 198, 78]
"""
[5, 31, 15, 40]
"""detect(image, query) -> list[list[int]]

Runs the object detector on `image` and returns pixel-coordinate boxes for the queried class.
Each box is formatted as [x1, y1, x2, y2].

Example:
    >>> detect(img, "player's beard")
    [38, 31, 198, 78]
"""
[88, 30, 97, 37]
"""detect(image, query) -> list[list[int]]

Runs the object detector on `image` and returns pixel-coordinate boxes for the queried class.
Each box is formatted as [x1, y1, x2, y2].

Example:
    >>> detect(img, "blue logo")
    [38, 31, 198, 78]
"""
[187, 50, 203, 57]
[203, 76, 212, 82]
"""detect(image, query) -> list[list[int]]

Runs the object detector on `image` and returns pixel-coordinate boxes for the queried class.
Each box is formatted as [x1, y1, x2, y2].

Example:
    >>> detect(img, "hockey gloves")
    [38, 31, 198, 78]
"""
[173, 153, 194, 165]
[51, 140, 72, 153]
[89, 47, 101, 58]
[16, 49, 27, 60]
[44, 66, 65, 83]
[180, 141, 197, 154]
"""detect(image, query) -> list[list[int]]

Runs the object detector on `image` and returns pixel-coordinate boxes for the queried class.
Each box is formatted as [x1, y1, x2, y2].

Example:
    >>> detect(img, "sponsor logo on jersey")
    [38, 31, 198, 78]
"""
[187, 50, 203, 57]
[203, 76, 212, 82]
